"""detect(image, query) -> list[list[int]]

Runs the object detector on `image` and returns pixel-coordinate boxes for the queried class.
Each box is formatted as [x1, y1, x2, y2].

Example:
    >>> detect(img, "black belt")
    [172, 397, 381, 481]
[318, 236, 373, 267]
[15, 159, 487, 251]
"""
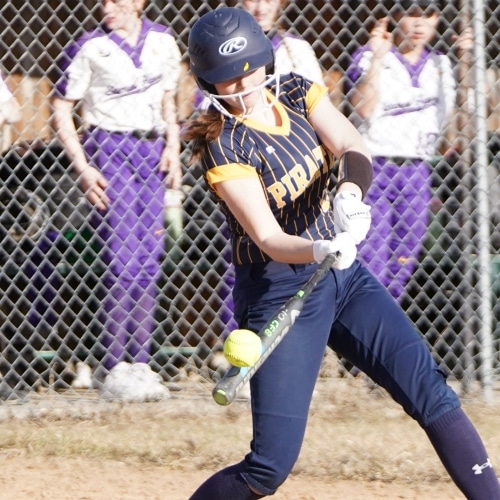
[373, 156, 424, 166]
[89, 126, 162, 141]
[130, 129, 162, 141]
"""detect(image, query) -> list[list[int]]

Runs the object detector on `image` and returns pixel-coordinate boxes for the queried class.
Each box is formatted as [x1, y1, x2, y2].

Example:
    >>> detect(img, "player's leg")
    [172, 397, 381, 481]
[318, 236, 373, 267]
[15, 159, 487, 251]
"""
[189, 262, 337, 499]
[126, 278, 157, 363]
[84, 130, 134, 370]
[91, 133, 165, 368]
[357, 158, 395, 291]
[124, 138, 165, 362]
[219, 223, 239, 335]
[388, 160, 431, 299]
[328, 264, 500, 499]
[190, 462, 265, 500]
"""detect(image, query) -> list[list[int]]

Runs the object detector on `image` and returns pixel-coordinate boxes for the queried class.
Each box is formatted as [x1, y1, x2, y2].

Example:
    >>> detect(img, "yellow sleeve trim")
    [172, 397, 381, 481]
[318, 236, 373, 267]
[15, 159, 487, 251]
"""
[306, 83, 329, 115]
[206, 163, 258, 195]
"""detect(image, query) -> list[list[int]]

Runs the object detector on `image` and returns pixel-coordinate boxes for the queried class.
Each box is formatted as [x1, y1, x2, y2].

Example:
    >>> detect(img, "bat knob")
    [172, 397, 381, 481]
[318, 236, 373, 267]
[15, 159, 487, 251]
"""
[212, 387, 233, 406]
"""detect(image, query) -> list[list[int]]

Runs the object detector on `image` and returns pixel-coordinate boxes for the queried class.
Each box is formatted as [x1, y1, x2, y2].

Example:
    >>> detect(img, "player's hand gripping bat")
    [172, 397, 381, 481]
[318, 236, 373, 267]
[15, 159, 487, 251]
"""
[212, 252, 338, 406]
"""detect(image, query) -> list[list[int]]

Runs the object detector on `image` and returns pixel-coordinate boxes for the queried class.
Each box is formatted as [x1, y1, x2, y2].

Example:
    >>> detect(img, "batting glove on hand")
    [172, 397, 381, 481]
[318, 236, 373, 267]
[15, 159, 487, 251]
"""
[334, 191, 372, 245]
[312, 232, 357, 270]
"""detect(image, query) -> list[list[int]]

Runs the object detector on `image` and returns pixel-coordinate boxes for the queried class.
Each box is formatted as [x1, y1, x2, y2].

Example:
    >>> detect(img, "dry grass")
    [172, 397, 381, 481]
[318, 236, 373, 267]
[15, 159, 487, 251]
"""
[0, 359, 499, 499]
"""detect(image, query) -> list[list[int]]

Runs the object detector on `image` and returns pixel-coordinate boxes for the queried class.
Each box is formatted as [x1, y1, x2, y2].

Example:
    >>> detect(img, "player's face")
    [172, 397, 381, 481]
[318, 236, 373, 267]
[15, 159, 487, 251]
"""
[397, 8, 439, 48]
[214, 67, 269, 115]
[101, 0, 141, 31]
[242, 0, 281, 32]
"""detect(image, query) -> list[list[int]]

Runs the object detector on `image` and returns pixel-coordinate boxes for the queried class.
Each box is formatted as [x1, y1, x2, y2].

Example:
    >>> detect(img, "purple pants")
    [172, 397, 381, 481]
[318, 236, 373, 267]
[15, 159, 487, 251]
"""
[84, 129, 165, 369]
[357, 157, 431, 301]
[220, 223, 239, 337]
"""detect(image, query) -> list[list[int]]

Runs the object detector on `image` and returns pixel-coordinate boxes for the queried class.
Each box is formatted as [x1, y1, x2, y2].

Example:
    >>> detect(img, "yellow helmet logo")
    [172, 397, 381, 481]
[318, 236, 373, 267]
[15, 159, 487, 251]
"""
[243, 62, 250, 71]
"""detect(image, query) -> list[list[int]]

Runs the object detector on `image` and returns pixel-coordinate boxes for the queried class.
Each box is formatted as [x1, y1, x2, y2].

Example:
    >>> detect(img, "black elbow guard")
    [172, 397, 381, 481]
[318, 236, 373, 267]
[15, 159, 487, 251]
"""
[336, 151, 373, 199]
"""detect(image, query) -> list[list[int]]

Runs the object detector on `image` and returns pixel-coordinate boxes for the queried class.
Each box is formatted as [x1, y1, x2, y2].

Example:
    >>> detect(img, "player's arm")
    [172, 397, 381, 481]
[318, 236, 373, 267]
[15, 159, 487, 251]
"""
[309, 94, 373, 243]
[309, 94, 371, 194]
[349, 18, 392, 119]
[348, 57, 384, 120]
[159, 89, 182, 189]
[216, 176, 355, 269]
[216, 176, 315, 264]
[52, 96, 109, 210]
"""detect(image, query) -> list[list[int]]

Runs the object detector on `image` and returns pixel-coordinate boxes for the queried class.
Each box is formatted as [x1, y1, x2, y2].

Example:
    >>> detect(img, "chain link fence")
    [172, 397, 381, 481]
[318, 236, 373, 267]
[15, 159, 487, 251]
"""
[0, 0, 499, 402]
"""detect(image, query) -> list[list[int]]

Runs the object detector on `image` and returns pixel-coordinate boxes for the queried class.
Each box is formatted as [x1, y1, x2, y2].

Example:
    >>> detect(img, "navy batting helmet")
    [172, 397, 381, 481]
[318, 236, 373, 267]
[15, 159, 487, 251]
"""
[188, 7, 274, 93]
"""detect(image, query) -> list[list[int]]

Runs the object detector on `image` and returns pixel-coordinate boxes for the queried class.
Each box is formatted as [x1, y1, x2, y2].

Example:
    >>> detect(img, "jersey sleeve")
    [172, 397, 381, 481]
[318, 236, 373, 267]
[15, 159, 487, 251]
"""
[55, 36, 93, 100]
[202, 125, 259, 196]
[345, 46, 372, 92]
[306, 81, 328, 115]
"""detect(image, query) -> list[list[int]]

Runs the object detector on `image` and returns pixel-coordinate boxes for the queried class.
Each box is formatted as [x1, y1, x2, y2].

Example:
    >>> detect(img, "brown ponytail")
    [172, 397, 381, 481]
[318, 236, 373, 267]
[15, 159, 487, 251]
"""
[182, 108, 225, 165]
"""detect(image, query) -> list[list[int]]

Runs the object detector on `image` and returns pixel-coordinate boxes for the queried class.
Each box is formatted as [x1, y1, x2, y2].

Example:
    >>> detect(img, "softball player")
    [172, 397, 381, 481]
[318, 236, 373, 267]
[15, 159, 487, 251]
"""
[184, 8, 500, 499]
[53, 0, 181, 379]
[346, 0, 456, 300]
[214, 0, 325, 338]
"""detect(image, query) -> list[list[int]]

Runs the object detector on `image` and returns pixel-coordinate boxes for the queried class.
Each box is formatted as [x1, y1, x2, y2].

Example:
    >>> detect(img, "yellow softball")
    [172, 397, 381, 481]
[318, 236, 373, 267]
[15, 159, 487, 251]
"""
[223, 329, 262, 368]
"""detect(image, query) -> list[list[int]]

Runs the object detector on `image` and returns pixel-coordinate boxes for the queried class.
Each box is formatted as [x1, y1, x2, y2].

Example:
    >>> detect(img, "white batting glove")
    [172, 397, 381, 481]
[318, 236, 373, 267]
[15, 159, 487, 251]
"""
[312, 232, 357, 270]
[334, 191, 372, 245]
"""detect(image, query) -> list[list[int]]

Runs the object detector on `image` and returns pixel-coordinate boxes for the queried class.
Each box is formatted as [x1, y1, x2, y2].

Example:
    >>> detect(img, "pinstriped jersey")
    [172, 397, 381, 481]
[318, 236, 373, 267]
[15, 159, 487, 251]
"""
[201, 74, 336, 265]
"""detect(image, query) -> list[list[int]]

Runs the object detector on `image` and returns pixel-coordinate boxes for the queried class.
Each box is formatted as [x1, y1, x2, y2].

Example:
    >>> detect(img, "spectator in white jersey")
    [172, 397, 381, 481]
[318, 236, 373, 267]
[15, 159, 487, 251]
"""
[346, 0, 469, 301]
[240, 0, 324, 82]
[52, 0, 182, 398]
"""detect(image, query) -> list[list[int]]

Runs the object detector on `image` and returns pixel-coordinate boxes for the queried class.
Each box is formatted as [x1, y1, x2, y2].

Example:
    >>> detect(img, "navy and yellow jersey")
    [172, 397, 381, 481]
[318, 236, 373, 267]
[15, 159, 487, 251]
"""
[201, 73, 336, 265]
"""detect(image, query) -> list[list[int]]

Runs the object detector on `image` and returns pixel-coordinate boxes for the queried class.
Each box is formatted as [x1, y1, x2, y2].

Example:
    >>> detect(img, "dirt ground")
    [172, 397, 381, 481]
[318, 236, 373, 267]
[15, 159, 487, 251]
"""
[0, 459, 465, 500]
[0, 366, 498, 500]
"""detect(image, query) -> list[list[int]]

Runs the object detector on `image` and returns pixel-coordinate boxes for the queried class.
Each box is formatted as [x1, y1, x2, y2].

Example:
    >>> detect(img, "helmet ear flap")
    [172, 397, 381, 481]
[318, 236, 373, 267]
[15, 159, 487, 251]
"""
[265, 55, 275, 76]
[195, 76, 217, 95]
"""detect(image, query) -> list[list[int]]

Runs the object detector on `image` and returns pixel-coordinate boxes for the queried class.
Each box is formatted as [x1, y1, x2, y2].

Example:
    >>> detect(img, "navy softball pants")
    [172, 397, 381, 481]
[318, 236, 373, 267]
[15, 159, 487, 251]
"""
[232, 259, 460, 495]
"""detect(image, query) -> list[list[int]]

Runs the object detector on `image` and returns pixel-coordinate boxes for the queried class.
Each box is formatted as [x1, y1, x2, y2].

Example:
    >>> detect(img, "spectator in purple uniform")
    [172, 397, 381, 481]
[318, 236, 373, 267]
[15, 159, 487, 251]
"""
[52, 0, 182, 396]
[345, 0, 470, 300]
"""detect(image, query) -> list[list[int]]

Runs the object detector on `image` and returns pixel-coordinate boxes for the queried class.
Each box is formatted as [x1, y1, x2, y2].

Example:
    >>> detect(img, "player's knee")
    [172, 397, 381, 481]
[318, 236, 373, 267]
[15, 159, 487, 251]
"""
[411, 368, 461, 427]
[242, 459, 295, 496]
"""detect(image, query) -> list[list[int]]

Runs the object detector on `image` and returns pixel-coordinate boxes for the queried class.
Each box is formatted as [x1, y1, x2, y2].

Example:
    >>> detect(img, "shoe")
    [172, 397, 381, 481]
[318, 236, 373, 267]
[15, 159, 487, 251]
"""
[101, 362, 170, 403]
[71, 362, 93, 389]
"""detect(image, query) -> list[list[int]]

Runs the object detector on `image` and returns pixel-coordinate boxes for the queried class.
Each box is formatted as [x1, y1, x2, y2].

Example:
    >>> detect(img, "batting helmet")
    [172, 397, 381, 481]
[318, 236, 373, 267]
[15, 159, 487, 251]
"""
[188, 7, 274, 94]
